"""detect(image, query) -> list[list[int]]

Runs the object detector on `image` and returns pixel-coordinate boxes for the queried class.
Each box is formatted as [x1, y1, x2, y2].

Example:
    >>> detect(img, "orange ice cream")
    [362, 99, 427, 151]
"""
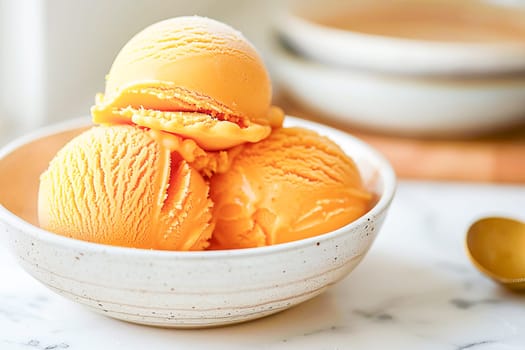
[209, 127, 372, 250]
[92, 16, 283, 151]
[38, 126, 214, 250]
[38, 16, 371, 251]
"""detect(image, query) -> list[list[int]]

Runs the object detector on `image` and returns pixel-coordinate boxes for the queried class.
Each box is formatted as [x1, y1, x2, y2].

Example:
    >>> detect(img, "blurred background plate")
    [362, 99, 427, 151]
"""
[270, 38, 525, 137]
[277, 0, 525, 75]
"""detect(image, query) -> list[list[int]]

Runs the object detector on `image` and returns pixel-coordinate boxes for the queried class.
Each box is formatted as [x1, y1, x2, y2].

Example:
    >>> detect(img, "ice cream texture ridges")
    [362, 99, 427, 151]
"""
[38, 16, 372, 250]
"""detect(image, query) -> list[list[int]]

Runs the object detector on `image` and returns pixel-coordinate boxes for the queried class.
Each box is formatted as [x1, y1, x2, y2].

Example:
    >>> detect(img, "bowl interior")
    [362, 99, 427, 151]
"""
[0, 126, 89, 226]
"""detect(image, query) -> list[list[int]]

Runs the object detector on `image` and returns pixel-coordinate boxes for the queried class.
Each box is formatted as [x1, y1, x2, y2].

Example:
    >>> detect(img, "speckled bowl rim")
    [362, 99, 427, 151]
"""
[0, 116, 396, 259]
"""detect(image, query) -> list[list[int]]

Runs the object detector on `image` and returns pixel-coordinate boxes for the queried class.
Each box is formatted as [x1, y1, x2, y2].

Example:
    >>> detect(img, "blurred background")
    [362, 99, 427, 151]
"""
[1, 0, 524, 182]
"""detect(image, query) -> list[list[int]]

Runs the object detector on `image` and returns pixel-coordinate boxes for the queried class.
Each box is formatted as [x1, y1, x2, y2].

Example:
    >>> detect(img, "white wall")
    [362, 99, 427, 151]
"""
[0, 0, 4, 138]
[0, 0, 280, 139]
[1, 0, 45, 136]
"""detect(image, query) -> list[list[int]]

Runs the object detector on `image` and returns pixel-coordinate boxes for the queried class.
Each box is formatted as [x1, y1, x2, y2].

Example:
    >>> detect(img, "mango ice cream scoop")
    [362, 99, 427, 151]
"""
[209, 127, 373, 249]
[92, 16, 283, 151]
[38, 16, 372, 251]
[38, 126, 214, 250]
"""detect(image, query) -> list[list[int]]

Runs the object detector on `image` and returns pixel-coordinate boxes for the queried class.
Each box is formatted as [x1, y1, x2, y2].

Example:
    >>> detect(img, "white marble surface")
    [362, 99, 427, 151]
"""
[1, 181, 525, 349]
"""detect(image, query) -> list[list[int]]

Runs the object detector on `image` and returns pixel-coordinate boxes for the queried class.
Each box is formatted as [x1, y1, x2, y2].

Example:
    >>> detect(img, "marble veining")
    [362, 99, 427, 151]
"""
[11, 339, 70, 350]
[1, 181, 525, 349]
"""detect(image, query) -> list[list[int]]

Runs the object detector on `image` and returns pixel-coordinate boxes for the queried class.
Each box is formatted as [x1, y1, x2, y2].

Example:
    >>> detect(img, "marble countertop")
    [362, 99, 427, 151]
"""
[1, 181, 525, 349]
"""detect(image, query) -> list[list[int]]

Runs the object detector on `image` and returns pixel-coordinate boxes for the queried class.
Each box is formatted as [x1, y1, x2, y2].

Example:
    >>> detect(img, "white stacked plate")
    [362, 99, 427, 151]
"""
[271, 0, 525, 137]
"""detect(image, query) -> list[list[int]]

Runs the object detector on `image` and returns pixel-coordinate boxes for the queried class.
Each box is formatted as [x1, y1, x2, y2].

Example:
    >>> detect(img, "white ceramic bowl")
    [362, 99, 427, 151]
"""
[270, 41, 525, 136]
[277, 0, 525, 75]
[0, 117, 395, 328]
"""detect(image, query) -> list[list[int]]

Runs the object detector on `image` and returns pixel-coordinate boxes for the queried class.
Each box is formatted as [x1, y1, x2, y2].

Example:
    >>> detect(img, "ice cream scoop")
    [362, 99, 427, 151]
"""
[38, 16, 372, 252]
[38, 125, 214, 250]
[92, 16, 283, 151]
[209, 127, 373, 249]
[466, 216, 525, 291]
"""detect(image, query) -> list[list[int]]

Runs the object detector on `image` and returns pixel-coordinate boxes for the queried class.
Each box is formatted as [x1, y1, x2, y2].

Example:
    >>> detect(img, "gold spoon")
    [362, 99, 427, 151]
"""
[466, 217, 525, 291]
